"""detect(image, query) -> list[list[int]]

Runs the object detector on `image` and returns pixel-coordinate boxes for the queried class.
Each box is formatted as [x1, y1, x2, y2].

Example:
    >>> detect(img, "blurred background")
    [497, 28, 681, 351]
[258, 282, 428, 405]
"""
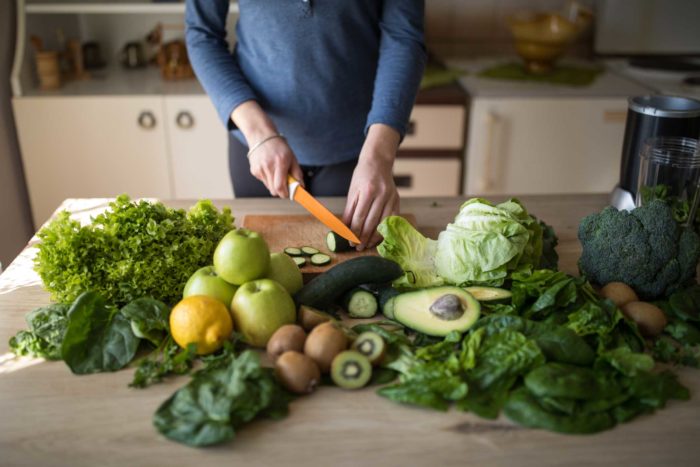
[1, 0, 700, 267]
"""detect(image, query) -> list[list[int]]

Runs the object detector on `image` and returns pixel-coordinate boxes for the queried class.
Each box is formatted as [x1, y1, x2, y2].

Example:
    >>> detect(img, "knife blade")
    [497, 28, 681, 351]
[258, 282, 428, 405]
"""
[287, 175, 361, 245]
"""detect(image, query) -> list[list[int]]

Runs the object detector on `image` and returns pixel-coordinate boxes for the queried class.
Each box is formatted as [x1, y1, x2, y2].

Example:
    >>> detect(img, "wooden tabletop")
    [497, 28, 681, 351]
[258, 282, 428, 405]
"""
[1, 195, 698, 467]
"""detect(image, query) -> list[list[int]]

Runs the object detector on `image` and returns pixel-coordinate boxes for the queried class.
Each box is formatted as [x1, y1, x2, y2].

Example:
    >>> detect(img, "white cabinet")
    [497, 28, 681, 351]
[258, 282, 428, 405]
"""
[13, 96, 172, 226]
[164, 96, 232, 199]
[465, 98, 628, 195]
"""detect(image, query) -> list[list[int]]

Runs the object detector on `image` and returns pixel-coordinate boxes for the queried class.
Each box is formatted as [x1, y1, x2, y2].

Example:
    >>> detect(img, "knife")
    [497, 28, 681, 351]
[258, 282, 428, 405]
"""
[287, 175, 361, 245]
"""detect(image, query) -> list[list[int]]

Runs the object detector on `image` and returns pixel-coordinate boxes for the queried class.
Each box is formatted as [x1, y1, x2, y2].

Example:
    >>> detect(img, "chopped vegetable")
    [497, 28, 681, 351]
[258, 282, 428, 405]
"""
[284, 247, 303, 257]
[310, 253, 331, 266]
[293, 256, 307, 267]
[300, 246, 320, 256]
[326, 231, 352, 252]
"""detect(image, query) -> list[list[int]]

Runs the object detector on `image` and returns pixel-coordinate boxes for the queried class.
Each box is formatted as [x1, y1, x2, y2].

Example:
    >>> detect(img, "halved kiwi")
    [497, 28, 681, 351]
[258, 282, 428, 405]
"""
[331, 350, 372, 389]
[351, 331, 386, 365]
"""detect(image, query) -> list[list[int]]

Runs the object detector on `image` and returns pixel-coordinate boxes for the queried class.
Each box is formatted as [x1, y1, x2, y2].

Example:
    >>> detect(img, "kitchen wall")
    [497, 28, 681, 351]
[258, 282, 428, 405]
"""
[426, 0, 595, 57]
[0, 0, 34, 269]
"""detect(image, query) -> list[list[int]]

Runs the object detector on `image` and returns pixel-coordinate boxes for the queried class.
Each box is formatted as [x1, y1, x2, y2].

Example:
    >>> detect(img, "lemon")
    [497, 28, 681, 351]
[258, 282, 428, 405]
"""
[170, 295, 233, 355]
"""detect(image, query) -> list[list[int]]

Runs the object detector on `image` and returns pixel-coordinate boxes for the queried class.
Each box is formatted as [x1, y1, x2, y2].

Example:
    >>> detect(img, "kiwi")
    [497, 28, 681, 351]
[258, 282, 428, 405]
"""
[621, 301, 667, 337]
[298, 305, 333, 331]
[267, 324, 307, 360]
[351, 331, 386, 365]
[275, 351, 321, 395]
[601, 282, 639, 307]
[331, 350, 372, 389]
[303, 321, 349, 372]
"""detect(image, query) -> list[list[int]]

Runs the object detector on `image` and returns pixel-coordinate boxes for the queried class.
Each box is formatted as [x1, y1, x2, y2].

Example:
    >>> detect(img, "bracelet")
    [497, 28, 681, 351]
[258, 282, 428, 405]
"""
[246, 133, 285, 159]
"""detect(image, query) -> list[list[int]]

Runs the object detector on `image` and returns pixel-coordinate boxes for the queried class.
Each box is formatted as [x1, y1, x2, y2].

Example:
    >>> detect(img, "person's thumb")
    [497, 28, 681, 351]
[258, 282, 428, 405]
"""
[290, 159, 305, 188]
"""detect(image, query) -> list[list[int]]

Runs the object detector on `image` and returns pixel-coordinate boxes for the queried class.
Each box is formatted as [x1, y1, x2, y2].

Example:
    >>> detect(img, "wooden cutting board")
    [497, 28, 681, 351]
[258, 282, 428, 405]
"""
[242, 213, 415, 279]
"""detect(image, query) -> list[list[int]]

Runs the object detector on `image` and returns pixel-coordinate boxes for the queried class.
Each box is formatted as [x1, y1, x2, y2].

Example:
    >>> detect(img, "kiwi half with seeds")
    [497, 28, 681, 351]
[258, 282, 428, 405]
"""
[351, 331, 386, 365]
[331, 350, 372, 389]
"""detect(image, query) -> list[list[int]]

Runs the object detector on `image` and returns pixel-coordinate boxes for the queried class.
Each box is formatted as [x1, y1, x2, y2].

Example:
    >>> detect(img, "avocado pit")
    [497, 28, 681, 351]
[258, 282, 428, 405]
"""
[429, 294, 464, 321]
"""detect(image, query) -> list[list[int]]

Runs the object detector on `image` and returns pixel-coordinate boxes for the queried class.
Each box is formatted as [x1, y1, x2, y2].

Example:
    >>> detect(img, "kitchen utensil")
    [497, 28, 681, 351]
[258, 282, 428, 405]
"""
[156, 39, 194, 80]
[287, 175, 360, 244]
[635, 137, 700, 226]
[66, 39, 89, 80]
[121, 41, 146, 69]
[82, 41, 105, 69]
[612, 95, 700, 210]
[35, 51, 61, 90]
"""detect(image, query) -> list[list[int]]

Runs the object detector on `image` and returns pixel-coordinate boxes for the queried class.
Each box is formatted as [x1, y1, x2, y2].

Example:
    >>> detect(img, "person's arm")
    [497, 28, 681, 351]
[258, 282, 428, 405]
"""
[185, 0, 303, 197]
[343, 0, 427, 250]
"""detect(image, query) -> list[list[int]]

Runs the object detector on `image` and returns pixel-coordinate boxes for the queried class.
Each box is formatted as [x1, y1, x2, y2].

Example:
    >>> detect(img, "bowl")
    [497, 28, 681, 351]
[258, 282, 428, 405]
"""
[508, 11, 589, 74]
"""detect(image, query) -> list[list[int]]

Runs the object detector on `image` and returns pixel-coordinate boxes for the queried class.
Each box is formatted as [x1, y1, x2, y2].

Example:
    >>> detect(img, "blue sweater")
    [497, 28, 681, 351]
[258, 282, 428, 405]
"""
[185, 0, 426, 166]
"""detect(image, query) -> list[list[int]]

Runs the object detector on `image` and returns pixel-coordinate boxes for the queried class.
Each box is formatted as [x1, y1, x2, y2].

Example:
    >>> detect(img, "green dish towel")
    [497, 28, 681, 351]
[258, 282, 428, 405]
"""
[420, 65, 465, 90]
[478, 62, 603, 87]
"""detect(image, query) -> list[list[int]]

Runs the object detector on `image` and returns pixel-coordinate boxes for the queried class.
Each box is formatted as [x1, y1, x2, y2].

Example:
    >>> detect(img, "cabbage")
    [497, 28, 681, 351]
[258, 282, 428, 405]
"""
[378, 198, 543, 287]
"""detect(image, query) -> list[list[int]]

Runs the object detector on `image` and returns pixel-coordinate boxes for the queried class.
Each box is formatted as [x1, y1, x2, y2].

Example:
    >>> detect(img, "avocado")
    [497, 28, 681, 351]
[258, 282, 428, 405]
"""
[394, 286, 480, 336]
[463, 286, 512, 302]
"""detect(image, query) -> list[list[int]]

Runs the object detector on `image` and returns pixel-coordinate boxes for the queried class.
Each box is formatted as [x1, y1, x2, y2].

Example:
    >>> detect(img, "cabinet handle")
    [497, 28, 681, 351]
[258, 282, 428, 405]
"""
[176, 111, 195, 129]
[138, 111, 157, 130]
[393, 174, 413, 188]
[480, 111, 501, 193]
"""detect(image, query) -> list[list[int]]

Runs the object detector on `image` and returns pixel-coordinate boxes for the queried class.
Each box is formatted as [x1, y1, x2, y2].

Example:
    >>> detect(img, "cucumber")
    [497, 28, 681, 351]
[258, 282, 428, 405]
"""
[382, 296, 398, 320]
[294, 256, 404, 309]
[293, 257, 307, 267]
[326, 231, 352, 252]
[342, 288, 378, 318]
[301, 246, 320, 256]
[463, 286, 512, 302]
[284, 247, 303, 257]
[310, 253, 331, 266]
[377, 286, 401, 320]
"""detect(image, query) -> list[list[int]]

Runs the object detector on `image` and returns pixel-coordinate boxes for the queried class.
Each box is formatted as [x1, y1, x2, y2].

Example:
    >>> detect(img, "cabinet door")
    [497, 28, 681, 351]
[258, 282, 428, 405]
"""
[13, 96, 171, 226]
[394, 159, 461, 197]
[401, 105, 466, 150]
[164, 96, 233, 200]
[465, 98, 627, 195]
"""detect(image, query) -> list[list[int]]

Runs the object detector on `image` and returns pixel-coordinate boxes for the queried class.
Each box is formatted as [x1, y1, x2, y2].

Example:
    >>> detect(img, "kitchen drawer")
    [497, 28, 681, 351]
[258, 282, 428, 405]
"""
[393, 159, 461, 197]
[401, 105, 465, 150]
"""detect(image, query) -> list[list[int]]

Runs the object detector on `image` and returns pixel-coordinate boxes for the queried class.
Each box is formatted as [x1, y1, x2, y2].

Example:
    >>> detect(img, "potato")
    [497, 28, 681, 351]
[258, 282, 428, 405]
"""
[621, 301, 667, 337]
[601, 282, 639, 307]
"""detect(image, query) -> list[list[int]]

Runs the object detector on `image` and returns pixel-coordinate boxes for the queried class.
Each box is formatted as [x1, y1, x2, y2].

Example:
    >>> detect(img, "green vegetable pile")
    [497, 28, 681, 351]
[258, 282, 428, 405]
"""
[578, 199, 700, 300]
[378, 198, 554, 288]
[34, 195, 234, 306]
[654, 285, 700, 367]
[357, 269, 690, 434]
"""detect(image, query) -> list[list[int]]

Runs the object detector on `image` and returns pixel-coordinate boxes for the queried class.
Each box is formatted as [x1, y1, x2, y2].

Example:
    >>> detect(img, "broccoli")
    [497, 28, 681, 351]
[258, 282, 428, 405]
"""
[578, 199, 700, 300]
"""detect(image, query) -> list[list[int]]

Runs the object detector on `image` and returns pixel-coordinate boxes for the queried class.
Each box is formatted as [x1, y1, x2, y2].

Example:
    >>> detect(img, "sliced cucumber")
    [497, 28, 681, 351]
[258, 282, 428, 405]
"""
[326, 231, 352, 252]
[301, 246, 320, 256]
[310, 253, 331, 266]
[293, 256, 307, 267]
[284, 247, 303, 257]
[342, 288, 378, 319]
[382, 296, 397, 320]
[463, 286, 512, 302]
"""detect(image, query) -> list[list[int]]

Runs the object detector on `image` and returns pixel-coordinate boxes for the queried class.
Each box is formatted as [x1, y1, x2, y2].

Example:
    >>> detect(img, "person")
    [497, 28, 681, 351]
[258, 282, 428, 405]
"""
[185, 0, 426, 250]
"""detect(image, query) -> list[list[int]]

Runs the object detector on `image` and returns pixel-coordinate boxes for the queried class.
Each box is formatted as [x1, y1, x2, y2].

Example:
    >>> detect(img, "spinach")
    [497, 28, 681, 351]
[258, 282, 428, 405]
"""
[61, 291, 140, 374]
[120, 297, 170, 346]
[130, 339, 197, 388]
[525, 363, 617, 400]
[665, 320, 700, 345]
[9, 303, 70, 359]
[667, 285, 700, 322]
[510, 270, 578, 318]
[153, 350, 291, 447]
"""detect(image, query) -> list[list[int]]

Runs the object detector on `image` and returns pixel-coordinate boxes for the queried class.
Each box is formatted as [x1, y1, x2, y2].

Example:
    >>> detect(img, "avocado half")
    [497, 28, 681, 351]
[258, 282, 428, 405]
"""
[463, 286, 512, 302]
[394, 286, 480, 337]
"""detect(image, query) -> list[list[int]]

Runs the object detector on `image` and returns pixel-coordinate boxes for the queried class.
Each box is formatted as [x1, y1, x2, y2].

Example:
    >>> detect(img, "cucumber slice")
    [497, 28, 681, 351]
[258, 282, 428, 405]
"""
[326, 231, 352, 252]
[463, 286, 512, 302]
[342, 288, 378, 318]
[310, 253, 331, 266]
[284, 247, 303, 257]
[293, 256, 307, 267]
[301, 246, 320, 256]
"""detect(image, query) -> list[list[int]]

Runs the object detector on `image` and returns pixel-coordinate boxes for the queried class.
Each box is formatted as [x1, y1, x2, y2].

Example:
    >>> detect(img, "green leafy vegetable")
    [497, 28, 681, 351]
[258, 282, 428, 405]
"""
[61, 291, 140, 374]
[8, 303, 70, 359]
[130, 339, 197, 389]
[34, 195, 234, 306]
[120, 297, 170, 346]
[153, 350, 291, 447]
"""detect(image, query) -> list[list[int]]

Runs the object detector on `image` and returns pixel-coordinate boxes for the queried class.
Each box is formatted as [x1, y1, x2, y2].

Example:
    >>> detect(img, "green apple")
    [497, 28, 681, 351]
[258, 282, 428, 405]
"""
[266, 252, 304, 295]
[213, 228, 270, 285]
[230, 279, 296, 347]
[183, 266, 238, 306]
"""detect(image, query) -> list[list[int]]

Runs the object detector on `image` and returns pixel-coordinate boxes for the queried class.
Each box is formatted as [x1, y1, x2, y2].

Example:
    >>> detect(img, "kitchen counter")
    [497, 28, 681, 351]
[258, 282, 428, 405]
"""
[1, 195, 699, 467]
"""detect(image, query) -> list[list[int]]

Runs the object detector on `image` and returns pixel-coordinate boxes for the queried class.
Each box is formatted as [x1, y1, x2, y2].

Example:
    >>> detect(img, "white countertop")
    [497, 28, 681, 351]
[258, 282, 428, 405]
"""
[445, 56, 653, 99]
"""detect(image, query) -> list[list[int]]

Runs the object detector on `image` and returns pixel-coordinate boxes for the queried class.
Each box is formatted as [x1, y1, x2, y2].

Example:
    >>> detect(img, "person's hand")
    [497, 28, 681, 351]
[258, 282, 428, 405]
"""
[343, 124, 401, 251]
[248, 137, 304, 198]
[231, 100, 304, 198]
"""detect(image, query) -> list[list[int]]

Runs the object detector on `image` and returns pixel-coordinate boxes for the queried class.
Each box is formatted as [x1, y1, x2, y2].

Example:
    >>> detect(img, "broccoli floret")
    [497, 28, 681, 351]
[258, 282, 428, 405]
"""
[578, 199, 700, 300]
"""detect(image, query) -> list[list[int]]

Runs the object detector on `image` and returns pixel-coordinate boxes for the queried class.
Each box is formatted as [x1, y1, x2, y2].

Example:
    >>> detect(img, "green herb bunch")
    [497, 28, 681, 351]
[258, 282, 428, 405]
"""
[34, 195, 234, 306]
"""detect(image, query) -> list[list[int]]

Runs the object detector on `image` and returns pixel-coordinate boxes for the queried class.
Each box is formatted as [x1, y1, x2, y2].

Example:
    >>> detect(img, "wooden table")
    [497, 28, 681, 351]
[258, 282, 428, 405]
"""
[1, 195, 698, 467]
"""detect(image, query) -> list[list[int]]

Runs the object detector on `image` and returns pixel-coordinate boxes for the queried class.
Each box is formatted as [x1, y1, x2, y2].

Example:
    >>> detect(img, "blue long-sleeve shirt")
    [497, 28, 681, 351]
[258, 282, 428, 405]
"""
[185, 0, 426, 166]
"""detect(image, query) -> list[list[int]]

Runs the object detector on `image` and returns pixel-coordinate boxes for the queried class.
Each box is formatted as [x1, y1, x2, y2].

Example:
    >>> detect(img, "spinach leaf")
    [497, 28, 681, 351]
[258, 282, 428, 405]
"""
[596, 347, 654, 377]
[120, 297, 170, 346]
[61, 291, 140, 374]
[652, 337, 700, 368]
[130, 339, 197, 388]
[9, 303, 70, 360]
[566, 299, 644, 353]
[668, 285, 700, 322]
[665, 319, 700, 345]
[613, 370, 690, 423]
[153, 350, 291, 447]
[524, 363, 619, 400]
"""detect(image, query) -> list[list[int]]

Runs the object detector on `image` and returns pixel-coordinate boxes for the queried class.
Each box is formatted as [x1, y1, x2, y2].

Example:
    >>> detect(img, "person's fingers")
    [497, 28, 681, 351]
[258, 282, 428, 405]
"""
[368, 193, 397, 247]
[351, 193, 372, 251]
[360, 195, 385, 248]
[272, 160, 289, 198]
[343, 187, 359, 227]
[290, 159, 305, 189]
